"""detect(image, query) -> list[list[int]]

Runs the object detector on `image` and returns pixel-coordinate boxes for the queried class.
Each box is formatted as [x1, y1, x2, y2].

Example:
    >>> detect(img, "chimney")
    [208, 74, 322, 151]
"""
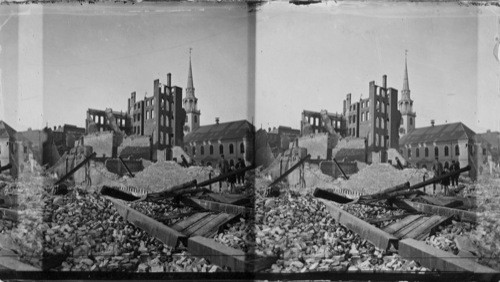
[167, 73, 171, 88]
[431, 120, 435, 127]
[382, 75, 387, 89]
[215, 117, 219, 125]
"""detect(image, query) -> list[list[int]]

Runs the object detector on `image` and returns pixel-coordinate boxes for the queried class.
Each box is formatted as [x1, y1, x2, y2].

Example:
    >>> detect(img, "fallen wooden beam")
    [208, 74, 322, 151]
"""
[55, 152, 96, 185]
[106, 197, 186, 248]
[101, 186, 141, 201]
[393, 199, 477, 223]
[181, 197, 253, 216]
[0, 163, 12, 173]
[187, 236, 276, 272]
[319, 199, 398, 251]
[408, 166, 471, 191]
[399, 238, 498, 280]
[313, 188, 354, 204]
[268, 154, 311, 188]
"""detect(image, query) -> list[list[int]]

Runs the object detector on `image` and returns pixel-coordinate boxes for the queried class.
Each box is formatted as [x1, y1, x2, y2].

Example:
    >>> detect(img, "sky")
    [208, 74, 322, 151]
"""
[1, 2, 500, 134]
[0, 2, 251, 131]
[255, 2, 500, 133]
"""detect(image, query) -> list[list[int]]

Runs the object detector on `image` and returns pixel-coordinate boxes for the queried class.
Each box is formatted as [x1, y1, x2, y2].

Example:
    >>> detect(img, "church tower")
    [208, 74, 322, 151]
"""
[398, 51, 416, 136]
[183, 49, 200, 135]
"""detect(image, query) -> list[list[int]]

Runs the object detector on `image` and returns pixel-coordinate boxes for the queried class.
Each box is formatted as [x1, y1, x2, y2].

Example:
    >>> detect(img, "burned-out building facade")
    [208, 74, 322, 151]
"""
[127, 73, 185, 159]
[343, 75, 400, 153]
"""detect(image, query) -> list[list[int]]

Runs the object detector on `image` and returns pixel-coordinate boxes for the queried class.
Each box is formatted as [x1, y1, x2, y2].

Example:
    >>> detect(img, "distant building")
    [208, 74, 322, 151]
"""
[399, 122, 477, 179]
[343, 75, 400, 154]
[301, 110, 345, 136]
[398, 53, 416, 136]
[184, 119, 255, 166]
[86, 108, 131, 135]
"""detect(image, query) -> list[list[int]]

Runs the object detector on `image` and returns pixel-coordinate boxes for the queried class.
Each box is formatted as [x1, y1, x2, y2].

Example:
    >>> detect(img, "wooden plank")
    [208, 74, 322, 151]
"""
[0, 249, 40, 271]
[419, 195, 446, 206]
[403, 215, 447, 240]
[192, 213, 237, 237]
[383, 214, 423, 234]
[182, 197, 252, 216]
[414, 216, 452, 241]
[182, 214, 220, 237]
[399, 238, 498, 281]
[106, 197, 186, 248]
[395, 200, 477, 223]
[206, 193, 250, 205]
[319, 199, 398, 251]
[392, 216, 430, 239]
[171, 212, 211, 232]
[187, 236, 277, 272]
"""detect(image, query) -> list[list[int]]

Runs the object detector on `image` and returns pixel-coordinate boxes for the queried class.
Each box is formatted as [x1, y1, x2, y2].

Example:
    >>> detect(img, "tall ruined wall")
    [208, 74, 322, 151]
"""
[83, 132, 118, 158]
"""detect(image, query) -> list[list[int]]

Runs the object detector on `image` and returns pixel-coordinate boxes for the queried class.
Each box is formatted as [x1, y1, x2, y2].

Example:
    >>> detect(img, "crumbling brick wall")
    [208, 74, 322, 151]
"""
[331, 138, 367, 163]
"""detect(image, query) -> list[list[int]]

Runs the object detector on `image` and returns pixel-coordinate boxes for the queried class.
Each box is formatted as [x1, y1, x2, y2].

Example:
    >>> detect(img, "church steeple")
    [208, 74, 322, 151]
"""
[183, 48, 200, 135]
[398, 50, 416, 136]
[402, 51, 410, 94]
[186, 48, 195, 99]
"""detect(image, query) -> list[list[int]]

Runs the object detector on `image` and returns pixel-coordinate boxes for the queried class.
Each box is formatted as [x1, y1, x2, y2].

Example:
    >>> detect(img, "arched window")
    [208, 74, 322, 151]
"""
[192, 146, 196, 156]
[201, 146, 204, 155]
[425, 147, 429, 157]
[229, 144, 234, 154]
[435, 147, 439, 157]
[455, 145, 460, 156]
[194, 115, 198, 124]
[410, 117, 413, 126]
[400, 117, 403, 125]
[219, 144, 224, 154]
[240, 143, 245, 154]
[408, 148, 411, 158]
[210, 145, 214, 155]
[416, 148, 420, 158]
[444, 146, 449, 156]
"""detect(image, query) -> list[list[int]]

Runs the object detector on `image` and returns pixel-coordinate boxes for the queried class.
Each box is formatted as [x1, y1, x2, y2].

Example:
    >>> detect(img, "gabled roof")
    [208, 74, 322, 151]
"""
[184, 120, 254, 144]
[0, 121, 16, 139]
[400, 122, 475, 145]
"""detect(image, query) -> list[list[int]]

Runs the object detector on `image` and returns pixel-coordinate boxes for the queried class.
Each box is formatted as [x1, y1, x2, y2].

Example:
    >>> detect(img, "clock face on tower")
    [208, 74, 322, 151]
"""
[399, 127, 406, 134]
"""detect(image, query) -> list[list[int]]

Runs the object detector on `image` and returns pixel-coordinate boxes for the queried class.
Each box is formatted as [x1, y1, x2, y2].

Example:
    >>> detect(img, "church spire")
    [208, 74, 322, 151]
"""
[186, 48, 195, 98]
[402, 50, 409, 92]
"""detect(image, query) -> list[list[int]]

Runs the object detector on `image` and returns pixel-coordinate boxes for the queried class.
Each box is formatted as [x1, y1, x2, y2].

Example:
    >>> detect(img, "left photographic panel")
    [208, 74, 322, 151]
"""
[0, 2, 257, 275]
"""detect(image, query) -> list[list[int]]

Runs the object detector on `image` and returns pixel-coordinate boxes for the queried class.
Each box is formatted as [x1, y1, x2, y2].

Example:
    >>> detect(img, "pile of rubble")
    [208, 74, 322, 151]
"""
[125, 161, 213, 192]
[336, 163, 428, 194]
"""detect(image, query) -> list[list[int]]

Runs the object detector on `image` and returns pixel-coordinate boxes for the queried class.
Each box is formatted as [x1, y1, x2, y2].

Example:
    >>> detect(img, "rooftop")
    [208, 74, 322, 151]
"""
[400, 122, 475, 145]
[184, 120, 254, 144]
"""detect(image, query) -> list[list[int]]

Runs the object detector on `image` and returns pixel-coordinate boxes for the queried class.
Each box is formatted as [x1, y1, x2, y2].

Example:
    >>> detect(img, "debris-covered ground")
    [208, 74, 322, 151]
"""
[0, 170, 227, 272]
[2, 155, 500, 275]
